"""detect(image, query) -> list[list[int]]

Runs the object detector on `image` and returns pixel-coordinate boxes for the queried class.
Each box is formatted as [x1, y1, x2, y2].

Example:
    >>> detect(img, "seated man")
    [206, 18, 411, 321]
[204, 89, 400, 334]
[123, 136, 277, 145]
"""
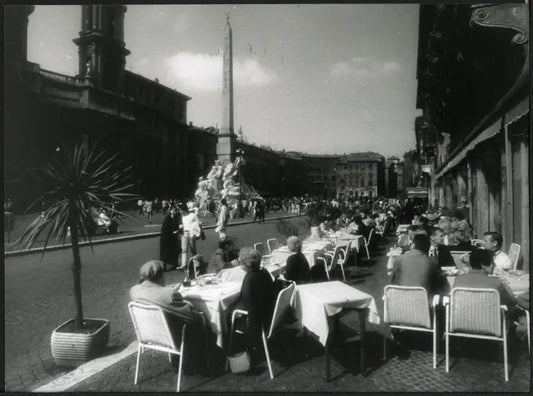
[390, 233, 443, 295]
[129, 260, 207, 373]
[454, 249, 517, 313]
[483, 231, 513, 271]
[429, 227, 454, 268]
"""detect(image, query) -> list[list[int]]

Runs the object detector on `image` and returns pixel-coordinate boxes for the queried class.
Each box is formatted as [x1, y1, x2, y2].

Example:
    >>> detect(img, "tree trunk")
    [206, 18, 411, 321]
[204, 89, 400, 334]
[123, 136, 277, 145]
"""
[70, 219, 84, 329]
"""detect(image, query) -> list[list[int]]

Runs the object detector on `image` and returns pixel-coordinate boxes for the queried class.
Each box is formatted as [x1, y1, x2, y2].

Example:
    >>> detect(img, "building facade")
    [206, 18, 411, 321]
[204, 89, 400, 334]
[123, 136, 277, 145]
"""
[335, 153, 385, 199]
[300, 155, 339, 198]
[415, 3, 529, 269]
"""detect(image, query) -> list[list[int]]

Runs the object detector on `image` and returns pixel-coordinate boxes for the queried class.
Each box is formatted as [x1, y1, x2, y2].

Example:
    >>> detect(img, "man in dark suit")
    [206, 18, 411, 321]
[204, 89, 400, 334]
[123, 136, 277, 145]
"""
[160, 206, 183, 271]
[390, 233, 442, 295]
[429, 227, 455, 268]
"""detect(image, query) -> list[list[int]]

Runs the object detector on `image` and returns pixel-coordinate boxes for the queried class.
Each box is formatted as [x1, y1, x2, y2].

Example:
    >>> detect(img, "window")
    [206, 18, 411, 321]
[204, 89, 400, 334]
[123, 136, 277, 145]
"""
[368, 180, 373, 187]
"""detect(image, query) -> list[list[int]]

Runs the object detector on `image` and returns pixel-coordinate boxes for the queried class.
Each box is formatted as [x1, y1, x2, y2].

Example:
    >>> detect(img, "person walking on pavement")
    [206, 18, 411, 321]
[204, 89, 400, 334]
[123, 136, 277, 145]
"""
[144, 199, 154, 224]
[216, 198, 229, 240]
[180, 202, 202, 271]
[160, 205, 183, 271]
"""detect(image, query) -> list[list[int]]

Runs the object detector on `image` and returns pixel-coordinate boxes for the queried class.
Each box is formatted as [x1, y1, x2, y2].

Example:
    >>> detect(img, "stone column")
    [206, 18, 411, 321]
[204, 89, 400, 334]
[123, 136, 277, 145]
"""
[217, 16, 235, 163]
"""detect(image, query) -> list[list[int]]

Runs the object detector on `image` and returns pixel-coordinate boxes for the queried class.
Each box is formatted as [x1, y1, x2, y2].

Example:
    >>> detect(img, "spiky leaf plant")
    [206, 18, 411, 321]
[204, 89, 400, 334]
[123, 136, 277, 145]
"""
[17, 140, 138, 329]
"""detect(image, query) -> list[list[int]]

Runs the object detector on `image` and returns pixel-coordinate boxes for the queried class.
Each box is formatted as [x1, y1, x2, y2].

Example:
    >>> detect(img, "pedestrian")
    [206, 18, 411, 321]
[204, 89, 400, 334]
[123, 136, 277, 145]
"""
[216, 198, 229, 240]
[137, 199, 144, 214]
[159, 205, 183, 271]
[180, 202, 202, 271]
[144, 199, 153, 224]
[161, 198, 169, 216]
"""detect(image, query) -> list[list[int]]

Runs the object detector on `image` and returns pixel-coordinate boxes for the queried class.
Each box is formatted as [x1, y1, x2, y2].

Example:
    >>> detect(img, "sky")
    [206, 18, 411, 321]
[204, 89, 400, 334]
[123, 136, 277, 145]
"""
[27, 4, 420, 157]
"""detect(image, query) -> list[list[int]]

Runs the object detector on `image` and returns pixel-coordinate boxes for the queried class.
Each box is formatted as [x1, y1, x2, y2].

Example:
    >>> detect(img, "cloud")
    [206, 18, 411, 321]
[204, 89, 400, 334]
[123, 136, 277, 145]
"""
[165, 52, 277, 92]
[329, 57, 401, 80]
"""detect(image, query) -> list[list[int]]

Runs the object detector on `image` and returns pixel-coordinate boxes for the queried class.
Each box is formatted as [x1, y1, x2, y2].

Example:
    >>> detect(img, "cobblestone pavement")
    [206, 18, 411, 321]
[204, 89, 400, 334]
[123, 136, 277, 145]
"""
[65, 237, 531, 392]
[4, 216, 308, 391]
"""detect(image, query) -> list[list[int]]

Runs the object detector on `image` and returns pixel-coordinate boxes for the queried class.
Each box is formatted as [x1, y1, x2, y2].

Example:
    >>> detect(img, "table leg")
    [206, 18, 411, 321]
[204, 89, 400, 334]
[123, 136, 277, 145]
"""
[359, 309, 367, 376]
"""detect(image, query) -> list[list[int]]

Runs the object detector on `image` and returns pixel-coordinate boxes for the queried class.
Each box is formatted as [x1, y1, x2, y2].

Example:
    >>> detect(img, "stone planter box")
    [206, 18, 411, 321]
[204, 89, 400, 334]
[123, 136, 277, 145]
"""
[51, 318, 110, 367]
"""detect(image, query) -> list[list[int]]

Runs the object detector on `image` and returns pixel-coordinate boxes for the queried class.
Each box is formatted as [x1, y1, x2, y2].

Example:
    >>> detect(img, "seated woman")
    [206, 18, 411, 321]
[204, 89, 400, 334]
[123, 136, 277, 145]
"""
[129, 260, 207, 373]
[284, 236, 310, 284]
[211, 236, 238, 273]
[229, 247, 275, 363]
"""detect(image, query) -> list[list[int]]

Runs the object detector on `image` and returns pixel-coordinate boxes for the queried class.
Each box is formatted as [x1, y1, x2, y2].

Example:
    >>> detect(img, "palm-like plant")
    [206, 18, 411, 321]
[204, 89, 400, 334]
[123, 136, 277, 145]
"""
[17, 140, 137, 329]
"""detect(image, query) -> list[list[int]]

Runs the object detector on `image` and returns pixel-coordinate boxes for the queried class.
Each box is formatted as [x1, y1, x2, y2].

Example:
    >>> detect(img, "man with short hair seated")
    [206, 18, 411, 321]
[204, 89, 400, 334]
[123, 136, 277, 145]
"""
[483, 231, 513, 271]
[454, 249, 517, 314]
[390, 233, 442, 295]
[129, 260, 207, 373]
[429, 227, 454, 268]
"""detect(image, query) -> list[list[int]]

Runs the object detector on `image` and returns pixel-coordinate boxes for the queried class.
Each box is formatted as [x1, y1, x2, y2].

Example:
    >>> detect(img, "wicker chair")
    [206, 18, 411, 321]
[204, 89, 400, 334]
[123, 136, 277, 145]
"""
[508, 243, 521, 270]
[128, 302, 188, 392]
[382, 285, 440, 368]
[267, 238, 280, 254]
[254, 242, 272, 260]
[443, 287, 509, 381]
[226, 282, 296, 379]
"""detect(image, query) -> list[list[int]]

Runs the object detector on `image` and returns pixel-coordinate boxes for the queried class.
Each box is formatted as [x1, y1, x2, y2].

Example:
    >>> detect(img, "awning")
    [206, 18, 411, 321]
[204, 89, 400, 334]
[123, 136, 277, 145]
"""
[434, 97, 529, 180]
[406, 187, 428, 198]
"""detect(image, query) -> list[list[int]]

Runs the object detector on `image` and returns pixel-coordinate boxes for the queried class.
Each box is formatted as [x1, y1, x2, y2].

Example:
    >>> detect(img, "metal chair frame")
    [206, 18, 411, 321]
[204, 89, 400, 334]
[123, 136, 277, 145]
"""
[443, 287, 509, 381]
[363, 228, 374, 259]
[382, 285, 439, 369]
[267, 238, 280, 254]
[128, 302, 187, 392]
[508, 243, 521, 270]
[226, 282, 296, 379]
[254, 242, 272, 260]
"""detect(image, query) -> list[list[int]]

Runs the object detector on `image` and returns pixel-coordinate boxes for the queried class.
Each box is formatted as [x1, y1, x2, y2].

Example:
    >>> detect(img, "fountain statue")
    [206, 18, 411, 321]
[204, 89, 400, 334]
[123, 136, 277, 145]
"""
[193, 149, 258, 212]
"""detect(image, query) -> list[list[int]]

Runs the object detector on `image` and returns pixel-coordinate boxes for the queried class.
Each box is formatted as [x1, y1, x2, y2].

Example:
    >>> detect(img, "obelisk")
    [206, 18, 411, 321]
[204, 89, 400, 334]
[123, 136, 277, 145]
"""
[216, 14, 235, 163]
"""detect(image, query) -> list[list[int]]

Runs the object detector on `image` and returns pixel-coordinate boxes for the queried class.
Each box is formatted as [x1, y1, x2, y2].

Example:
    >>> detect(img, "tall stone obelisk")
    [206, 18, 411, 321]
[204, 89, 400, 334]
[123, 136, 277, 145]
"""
[216, 14, 235, 163]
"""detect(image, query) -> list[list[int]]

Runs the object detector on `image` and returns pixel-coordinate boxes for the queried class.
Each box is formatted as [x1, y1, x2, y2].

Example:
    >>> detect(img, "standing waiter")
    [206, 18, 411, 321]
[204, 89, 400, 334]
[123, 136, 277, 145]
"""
[160, 205, 183, 271]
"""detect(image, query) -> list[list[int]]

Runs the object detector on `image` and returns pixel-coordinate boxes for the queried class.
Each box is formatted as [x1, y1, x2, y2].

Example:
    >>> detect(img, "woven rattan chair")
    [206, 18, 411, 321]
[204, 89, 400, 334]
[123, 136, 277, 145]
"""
[267, 238, 280, 254]
[508, 243, 521, 270]
[382, 285, 440, 368]
[226, 282, 296, 379]
[443, 287, 509, 381]
[128, 302, 187, 392]
[254, 242, 272, 260]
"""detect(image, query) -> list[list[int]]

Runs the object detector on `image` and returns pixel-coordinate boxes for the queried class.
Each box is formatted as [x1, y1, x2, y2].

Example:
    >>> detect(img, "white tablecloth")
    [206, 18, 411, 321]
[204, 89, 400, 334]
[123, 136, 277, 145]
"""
[292, 281, 380, 346]
[333, 234, 363, 252]
[181, 280, 241, 347]
[396, 224, 410, 234]
[271, 246, 321, 268]
[446, 271, 529, 296]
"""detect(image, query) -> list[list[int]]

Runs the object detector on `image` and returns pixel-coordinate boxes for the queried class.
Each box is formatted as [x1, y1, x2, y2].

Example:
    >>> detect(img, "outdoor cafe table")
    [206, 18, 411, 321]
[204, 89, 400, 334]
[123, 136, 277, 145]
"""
[444, 268, 529, 296]
[180, 280, 241, 348]
[271, 240, 333, 268]
[292, 281, 380, 379]
[325, 232, 363, 252]
[180, 262, 288, 348]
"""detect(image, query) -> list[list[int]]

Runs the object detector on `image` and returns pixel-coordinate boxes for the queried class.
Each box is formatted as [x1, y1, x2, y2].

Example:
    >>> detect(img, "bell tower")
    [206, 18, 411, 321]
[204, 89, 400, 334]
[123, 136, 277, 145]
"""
[73, 5, 130, 93]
